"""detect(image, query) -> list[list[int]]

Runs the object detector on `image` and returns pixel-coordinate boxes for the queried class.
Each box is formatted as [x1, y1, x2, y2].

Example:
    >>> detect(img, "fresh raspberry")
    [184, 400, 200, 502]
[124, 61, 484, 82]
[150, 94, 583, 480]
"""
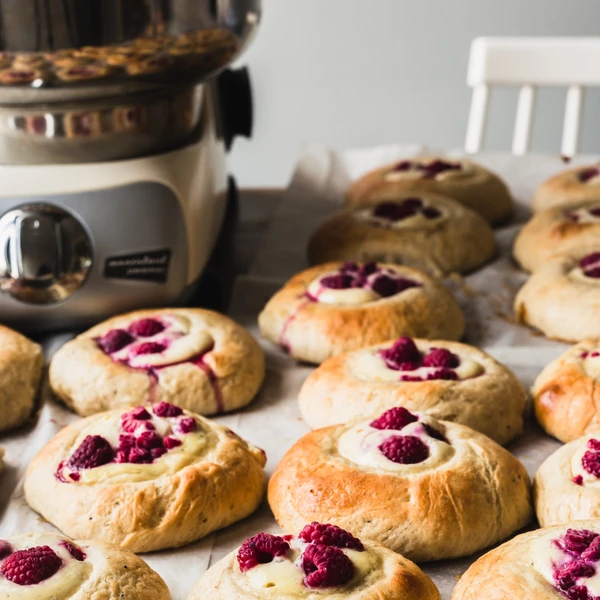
[580, 167, 600, 183]
[589, 439, 600, 452]
[395, 278, 421, 293]
[392, 160, 412, 171]
[566, 586, 592, 600]
[133, 342, 166, 356]
[59, 541, 86, 561]
[128, 318, 165, 338]
[402, 198, 425, 210]
[121, 407, 154, 433]
[98, 329, 134, 354]
[116, 436, 153, 464]
[1, 546, 62, 585]
[0, 541, 11, 559]
[340, 262, 359, 273]
[379, 337, 421, 368]
[582, 537, 600, 562]
[422, 207, 441, 219]
[379, 435, 429, 464]
[590, 207, 600, 217]
[153, 402, 183, 417]
[574, 475, 584, 486]
[298, 523, 364, 551]
[585, 267, 600, 279]
[560, 529, 599, 556]
[426, 368, 459, 381]
[177, 417, 197, 434]
[164, 436, 182, 449]
[373, 201, 418, 222]
[237, 533, 290, 572]
[302, 543, 354, 588]
[137, 431, 164, 450]
[582, 451, 600, 478]
[422, 348, 460, 369]
[67, 435, 114, 470]
[320, 274, 354, 290]
[356, 262, 378, 278]
[371, 275, 399, 297]
[580, 253, 600, 269]
[555, 560, 596, 589]
[370, 407, 418, 431]
[420, 159, 461, 179]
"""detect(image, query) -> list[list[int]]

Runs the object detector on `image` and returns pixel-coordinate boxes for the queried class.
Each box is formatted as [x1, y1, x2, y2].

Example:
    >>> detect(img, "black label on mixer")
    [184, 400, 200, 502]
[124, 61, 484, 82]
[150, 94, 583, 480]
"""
[104, 249, 171, 283]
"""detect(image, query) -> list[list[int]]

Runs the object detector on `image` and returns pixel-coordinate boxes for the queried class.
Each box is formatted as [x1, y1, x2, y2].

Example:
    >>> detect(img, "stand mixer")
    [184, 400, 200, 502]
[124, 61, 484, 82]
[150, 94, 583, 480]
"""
[0, 0, 260, 330]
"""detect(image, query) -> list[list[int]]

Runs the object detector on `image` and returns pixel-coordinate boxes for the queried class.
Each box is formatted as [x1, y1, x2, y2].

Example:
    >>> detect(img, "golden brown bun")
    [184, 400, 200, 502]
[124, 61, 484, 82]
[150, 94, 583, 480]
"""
[345, 156, 513, 225]
[258, 262, 465, 364]
[187, 537, 440, 600]
[298, 338, 525, 445]
[24, 407, 266, 553]
[50, 308, 265, 417]
[307, 193, 495, 276]
[451, 521, 600, 600]
[532, 340, 600, 442]
[268, 418, 532, 562]
[533, 164, 600, 211]
[513, 200, 600, 272]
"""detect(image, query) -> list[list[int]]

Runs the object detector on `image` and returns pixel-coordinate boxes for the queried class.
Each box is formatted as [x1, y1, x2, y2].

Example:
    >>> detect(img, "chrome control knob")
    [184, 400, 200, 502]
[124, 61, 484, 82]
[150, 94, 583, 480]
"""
[0, 204, 92, 305]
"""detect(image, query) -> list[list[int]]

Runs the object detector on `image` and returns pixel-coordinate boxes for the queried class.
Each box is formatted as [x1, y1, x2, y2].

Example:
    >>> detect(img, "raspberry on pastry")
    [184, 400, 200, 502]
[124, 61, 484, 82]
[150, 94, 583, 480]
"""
[533, 164, 600, 212]
[531, 340, 600, 442]
[451, 522, 600, 600]
[24, 403, 267, 552]
[49, 308, 265, 417]
[0, 67, 43, 85]
[0, 531, 169, 598]
[515, 251, 600, 342]
[55, 63, 115, 82]
[126, 54, 175, 75]
[268, 408, 532, 562]
[345, 156, 513, 226]
[0, 326, 43, 432]
[258, 261, 465, 364]
[534, 434, 600, 526]
[514, 200, 600, 272]
[298, 336, 526, 444]
[186, 522, 440, 600]
[307, 193, 495, 276]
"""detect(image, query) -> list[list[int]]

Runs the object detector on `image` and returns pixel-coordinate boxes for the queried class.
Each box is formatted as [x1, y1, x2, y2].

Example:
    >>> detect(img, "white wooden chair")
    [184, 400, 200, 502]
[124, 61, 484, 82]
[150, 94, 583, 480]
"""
[465, 37, 600, 157]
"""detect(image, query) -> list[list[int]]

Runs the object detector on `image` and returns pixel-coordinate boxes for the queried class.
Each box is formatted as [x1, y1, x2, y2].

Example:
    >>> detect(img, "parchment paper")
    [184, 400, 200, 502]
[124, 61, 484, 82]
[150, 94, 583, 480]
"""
[0, 144, 598, 599]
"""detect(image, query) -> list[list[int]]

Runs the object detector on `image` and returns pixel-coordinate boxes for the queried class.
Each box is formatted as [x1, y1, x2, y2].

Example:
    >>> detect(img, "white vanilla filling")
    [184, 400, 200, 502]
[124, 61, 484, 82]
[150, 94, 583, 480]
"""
[108, 314, 214, 368]
[354, 206, 445, 230]
[346, 347, 483, 382]
[570, 207, 600, 224]
[0, 533, 92, 599]
[242, 538, 374, 595]
[532, 532, 600, 596]
[337, 419, 455, 474]
[61, 411, 211, 485]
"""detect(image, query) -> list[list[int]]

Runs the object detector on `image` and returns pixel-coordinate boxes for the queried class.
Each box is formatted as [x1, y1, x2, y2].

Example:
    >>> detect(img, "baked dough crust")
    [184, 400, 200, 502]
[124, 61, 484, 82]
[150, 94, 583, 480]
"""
[50, 308, 265, 417]
[345, 156, 513, 225]
[533, 165, 600, 212]
[450, 521, 600, 600]
[532, 340, 600, 442]
[258, 262, 465, 364]
[187, 537, 440, 600]
[513, 200, 600, 272]
[514, 253, 600, 342]
[24, 408, 267, 553]
[268, 419, 532, 562]
[307, 193, 495, 276]
[0, 532, 170, 599]
[534, 432, 600, 526]
[0, 325, 43, 432]
[298, 339, 526, 445]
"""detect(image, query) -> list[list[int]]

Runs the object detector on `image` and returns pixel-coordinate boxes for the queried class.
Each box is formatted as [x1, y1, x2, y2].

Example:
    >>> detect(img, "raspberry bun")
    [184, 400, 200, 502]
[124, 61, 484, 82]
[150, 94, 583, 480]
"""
[534, 164, 600, 212]
[186, 523, 440, 600]
[258, 261, 464, 364]
[24, 402, 266, 552]
[0, 325, 43, 432]
[298, 336, 526, 445]
[532, 341, 600, 442]
[345, 156, 513, 226]
[0, 532, 170, 599]
[307, 194, 495, 276]
[535, 434, 600, 526]
[451, 522, 600, 600]
[515, 250, 600, 342]
[49, 308, 265, 416]
[514, 200, 600, 272]
[268, 408, 532, 562]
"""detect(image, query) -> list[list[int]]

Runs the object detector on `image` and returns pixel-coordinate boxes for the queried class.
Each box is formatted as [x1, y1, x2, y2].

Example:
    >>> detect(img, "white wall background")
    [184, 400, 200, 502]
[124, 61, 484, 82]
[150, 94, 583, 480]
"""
[229, 0, 600, 188]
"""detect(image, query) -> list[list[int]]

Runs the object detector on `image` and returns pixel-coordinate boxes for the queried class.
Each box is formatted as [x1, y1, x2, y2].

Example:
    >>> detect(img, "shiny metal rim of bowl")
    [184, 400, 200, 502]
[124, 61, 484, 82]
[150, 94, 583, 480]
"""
[0, 0, 261, 104]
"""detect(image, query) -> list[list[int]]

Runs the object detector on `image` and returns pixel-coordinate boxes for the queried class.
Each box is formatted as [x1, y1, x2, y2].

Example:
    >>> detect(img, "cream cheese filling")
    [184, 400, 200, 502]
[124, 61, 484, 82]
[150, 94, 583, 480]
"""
[337, 419, 454, 474]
